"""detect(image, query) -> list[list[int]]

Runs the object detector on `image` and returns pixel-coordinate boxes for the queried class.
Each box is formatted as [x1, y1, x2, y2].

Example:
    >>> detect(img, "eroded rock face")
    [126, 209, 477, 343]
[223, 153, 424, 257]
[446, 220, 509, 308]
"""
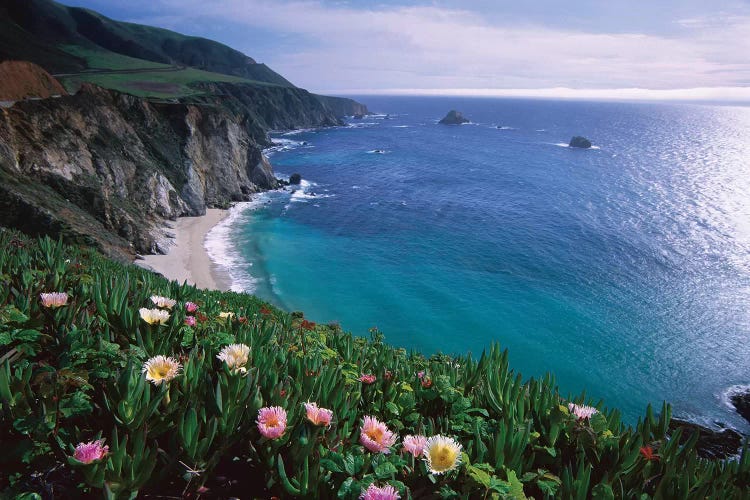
[730, 390, 750, 425]
[0, 83, 348, 258]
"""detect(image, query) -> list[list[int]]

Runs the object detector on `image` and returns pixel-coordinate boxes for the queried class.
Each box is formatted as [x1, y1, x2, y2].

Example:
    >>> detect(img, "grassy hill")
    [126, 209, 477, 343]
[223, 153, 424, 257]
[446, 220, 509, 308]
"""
[0, 0, 295, 97]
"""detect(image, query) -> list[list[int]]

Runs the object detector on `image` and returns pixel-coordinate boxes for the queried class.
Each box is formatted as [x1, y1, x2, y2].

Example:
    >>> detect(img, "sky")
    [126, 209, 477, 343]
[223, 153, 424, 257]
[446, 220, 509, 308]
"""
[61, 0, 750, 100]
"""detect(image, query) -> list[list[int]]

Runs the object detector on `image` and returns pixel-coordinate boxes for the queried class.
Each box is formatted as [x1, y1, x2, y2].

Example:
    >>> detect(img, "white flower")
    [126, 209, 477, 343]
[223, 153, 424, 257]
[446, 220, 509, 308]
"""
[568, 403, 598, 420]
[150, 295, 177, 309]
[142, 355, 181, 385]
[423, 435, 462, 474]
[217, 343, 250, 373]
[139, 307, 170, 325]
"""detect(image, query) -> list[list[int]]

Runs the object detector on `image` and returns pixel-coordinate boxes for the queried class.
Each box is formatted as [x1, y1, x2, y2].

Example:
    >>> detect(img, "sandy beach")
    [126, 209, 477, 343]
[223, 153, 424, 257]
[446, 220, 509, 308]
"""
[136, 209, 231, 290]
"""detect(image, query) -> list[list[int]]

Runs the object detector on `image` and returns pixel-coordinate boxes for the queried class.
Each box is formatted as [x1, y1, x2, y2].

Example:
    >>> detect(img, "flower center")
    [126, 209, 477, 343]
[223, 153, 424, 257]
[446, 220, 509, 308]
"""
[430, 445, 457, 470]
[366, 427, 385, 442]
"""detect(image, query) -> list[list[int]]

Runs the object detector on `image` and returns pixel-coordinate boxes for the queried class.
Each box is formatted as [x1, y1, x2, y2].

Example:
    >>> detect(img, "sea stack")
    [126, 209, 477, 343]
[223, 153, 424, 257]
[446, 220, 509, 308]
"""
[289, 173, 302, 185]
[569, 136, 592, 148]
[439, 110, 469, 125]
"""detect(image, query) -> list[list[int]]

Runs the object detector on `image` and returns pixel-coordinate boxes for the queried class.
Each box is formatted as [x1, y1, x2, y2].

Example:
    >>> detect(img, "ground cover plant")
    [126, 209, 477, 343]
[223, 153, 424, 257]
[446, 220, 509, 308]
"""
[0, 229, 749, 498]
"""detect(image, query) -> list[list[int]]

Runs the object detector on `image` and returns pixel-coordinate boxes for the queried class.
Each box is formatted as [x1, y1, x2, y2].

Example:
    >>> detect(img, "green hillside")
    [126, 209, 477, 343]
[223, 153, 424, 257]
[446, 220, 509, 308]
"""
[0, 0, 295, 88]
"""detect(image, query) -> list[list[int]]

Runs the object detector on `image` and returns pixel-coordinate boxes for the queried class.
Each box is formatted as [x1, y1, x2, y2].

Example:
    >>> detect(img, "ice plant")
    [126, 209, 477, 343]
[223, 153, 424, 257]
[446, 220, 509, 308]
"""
[403, 435, 427, 458]
[142, 355, 181, 386]
[359, 373, 376, 384]
[257, 406, 287, 439]
[73, 439, 109, 464]
[423, 435, 462, 474]
[217, 343, 250, 373]
[568, 403, 598, 420]
[304, 402, 333, 427]
[139, 307, 170, 325]
[184, 316, 196, 327]
[150, 295, 176, 309]
[360, 483, 401, 500]
[185, 301, 198, 313]
[40, 292, 68, 308]
[360, 416, 397, 454]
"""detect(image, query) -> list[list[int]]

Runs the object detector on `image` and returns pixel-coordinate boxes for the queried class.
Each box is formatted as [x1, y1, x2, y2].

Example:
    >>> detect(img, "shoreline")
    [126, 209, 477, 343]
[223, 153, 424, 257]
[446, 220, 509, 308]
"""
[135, 209, 231, 291]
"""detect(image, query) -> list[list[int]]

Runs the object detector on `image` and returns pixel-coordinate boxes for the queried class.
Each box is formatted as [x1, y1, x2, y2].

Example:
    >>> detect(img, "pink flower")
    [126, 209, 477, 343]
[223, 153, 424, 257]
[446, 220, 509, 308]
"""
[73, 439, 109, 464]
[417, 371, 425, 379]
[568, 403, 598, 420]
[359, 374, 376, 384]
[360, 484, 401, 500]
[402, 434, 427, 457]
[185, 301, 199, 313]
[360, 416, 397, 454]
[304, 402, 333, 427]
[257, 406, 287, 439]
[184, 316, 196, 327]
[40, 292, 68, 308]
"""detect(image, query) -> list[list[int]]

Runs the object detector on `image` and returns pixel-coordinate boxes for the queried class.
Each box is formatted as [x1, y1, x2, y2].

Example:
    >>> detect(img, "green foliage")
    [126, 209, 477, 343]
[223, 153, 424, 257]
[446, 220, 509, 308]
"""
[0, 229, 748, 498]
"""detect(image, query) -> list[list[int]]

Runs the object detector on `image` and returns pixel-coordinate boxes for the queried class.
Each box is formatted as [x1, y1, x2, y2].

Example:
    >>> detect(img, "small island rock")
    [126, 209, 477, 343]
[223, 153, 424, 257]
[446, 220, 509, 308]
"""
[730, 390, 750, 425]
[569, 136, 592, 148]
[439, 110, 469, 125]
[289, 173, 302, 185]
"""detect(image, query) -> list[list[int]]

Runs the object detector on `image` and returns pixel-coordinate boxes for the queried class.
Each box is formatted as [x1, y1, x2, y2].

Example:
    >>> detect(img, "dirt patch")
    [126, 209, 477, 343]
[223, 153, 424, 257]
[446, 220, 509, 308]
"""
[127, 81, 181, 93]
[0, 60, 67, 100]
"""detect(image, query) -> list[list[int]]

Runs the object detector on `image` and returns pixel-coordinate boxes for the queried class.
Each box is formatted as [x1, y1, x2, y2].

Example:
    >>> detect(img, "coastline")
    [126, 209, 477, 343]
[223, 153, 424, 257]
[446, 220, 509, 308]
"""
[135, 209, 231, 291]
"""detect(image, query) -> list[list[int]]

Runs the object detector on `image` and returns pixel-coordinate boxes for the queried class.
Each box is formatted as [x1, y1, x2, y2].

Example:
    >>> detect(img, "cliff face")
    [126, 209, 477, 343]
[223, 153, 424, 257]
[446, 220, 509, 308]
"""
[0, 82, 354, 260]
[0, 60, 67, 100]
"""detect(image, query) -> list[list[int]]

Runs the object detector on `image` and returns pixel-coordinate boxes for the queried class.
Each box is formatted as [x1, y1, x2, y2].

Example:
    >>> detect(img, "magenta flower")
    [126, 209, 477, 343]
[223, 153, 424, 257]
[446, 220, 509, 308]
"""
[304, 402, 334, 427]
[402, 434, 427, 457]
[257, 406, 287, 439]
[360, 416, 397, 454]
[185, 301, 199, 313]
[184, 316, 196, 327]
[417, 371, 425, 379]
[568, 403, 598, 420]
[360, 483, 401, 500]
[359, 373, 376, 384]
[73, 439, 109, 464]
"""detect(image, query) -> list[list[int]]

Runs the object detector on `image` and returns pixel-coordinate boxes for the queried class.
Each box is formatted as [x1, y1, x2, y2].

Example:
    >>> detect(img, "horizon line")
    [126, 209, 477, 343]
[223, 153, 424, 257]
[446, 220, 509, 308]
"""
[316, 86, 750, 103]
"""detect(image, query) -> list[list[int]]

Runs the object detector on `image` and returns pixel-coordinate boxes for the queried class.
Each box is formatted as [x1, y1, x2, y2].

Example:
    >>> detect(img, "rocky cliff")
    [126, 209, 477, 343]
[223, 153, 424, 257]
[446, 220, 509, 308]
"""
[0, 82, 363, 260]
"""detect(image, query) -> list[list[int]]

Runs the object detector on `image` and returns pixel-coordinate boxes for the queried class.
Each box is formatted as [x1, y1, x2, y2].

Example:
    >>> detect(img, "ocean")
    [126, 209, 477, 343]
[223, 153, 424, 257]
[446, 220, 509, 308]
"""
[206, 96, 750, 427]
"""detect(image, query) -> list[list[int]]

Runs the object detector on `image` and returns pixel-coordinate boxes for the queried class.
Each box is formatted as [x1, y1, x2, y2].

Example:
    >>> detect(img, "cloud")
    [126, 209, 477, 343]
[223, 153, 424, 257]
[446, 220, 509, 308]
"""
[130, 0, 750, 96]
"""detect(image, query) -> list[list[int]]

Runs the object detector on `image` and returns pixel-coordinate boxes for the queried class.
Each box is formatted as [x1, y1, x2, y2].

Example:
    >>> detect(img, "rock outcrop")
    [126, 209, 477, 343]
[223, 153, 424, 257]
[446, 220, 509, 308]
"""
[668, 418, 743, 460]
[0, 82, 357, 259]
[0, 60, 67, 101]
[569, 136, 592, 148]
[439, 110, 469, 125]
[729, 390, 750, 425]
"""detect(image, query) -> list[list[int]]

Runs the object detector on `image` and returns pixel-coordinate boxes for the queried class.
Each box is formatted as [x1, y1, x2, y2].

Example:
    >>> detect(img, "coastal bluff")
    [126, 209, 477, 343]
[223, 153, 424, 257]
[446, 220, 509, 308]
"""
[0, 82, 367, 261]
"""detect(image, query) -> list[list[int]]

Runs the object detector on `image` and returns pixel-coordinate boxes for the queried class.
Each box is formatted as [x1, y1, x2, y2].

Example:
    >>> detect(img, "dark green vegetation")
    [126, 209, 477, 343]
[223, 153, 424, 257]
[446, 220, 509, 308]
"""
[1, 230, 748, 498]
[0, 0, 294, 95]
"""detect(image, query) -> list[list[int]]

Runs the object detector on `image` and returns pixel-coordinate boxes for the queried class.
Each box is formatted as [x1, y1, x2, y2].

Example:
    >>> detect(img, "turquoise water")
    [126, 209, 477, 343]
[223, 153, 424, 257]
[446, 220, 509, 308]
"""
[209, 97, 750, 426]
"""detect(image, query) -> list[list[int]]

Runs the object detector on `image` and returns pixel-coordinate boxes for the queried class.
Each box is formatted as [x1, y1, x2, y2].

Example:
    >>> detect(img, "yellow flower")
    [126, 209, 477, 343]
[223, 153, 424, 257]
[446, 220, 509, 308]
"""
[423, 435, 462, 475]
[139, 307, 170, 325]
[218, 311, 235, 320]
[142, 355, 181, 385]
[217, 343, 250, 373]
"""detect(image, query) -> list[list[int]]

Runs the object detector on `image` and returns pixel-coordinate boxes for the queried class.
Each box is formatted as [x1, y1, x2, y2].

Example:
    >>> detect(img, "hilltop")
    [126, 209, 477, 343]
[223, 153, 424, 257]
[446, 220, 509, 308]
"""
[0, 60, 66, 100]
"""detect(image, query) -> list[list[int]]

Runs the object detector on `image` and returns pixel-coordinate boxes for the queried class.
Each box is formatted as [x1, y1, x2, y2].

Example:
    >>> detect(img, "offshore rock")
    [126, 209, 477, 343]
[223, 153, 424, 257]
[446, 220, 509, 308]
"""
[569, 136, 592, 148]
[729, 390, 750, 425]
[668, 418, 743, 460]
[439, 110, 469, 125]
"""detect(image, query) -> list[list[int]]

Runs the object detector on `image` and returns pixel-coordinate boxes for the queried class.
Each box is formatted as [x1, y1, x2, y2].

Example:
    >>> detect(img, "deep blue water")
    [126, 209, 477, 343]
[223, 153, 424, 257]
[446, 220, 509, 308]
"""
[209, 96, 750, 426]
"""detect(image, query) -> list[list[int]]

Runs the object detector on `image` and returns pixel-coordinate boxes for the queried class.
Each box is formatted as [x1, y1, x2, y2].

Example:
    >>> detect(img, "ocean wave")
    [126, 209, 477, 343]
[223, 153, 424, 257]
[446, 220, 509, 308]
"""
[553, 142, 601, 150]
[205, 199, 266, 293]
[497, 126, 517, 130]
[367, 149, 389, 154]
[264, 137, 312, 156]
[392, 125, 411, 128]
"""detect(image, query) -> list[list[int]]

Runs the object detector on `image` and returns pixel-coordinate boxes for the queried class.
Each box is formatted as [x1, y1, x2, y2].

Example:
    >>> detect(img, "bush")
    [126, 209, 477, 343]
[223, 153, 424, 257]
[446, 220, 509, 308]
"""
[0, 229, 748, 498]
